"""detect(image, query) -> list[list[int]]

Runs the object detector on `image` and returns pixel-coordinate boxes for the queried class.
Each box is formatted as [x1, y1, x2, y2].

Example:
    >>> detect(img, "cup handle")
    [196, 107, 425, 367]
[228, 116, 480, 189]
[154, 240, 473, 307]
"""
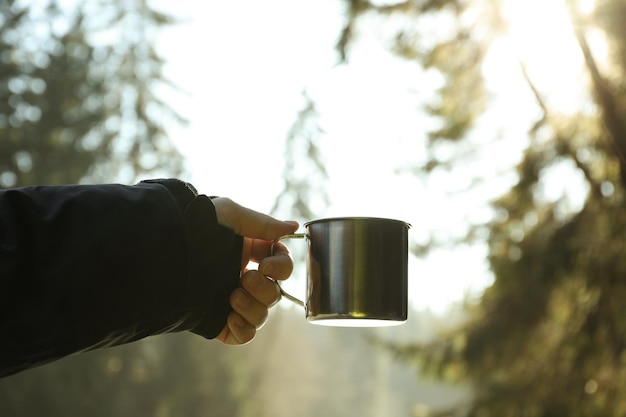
[270, 233, 308, 308]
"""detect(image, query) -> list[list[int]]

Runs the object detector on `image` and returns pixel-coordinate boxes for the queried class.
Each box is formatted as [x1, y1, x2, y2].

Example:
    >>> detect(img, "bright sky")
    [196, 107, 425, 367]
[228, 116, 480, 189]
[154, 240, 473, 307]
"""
[152, 0, 596, 314]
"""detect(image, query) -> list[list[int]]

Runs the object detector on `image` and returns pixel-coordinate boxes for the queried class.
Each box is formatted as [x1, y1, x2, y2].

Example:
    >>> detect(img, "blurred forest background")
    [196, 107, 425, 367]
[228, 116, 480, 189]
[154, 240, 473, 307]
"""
[2, 0, 626, 416]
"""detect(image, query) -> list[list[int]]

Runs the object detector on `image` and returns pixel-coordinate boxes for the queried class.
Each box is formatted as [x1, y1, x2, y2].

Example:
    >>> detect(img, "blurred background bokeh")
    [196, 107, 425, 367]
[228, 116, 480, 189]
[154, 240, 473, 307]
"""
[2, 0, 626, 416]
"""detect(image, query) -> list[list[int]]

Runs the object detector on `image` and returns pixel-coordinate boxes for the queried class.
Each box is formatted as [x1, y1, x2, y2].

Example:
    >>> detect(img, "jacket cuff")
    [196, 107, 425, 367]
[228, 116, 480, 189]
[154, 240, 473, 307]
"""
[184, 195, 243, 339]
[142, 179, 243, 339]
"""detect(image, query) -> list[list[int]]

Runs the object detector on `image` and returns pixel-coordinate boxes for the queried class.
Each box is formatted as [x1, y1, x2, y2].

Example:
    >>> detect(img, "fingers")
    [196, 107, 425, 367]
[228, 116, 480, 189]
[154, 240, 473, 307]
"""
[220, 239, 293, 346]
[218, 312, 256, 345]
[247, 239, 293, 275]
[258, 252, 294, 281]
[210, 197, 299, 346]
[230, 287, 269, 329]
[215, 270, 282, 345]
[241, 270, 282, 306]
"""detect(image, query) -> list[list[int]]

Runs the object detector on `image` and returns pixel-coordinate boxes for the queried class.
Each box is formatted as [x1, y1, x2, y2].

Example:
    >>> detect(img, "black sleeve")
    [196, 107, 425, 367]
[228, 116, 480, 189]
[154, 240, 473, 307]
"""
[0, 179, 243, 378]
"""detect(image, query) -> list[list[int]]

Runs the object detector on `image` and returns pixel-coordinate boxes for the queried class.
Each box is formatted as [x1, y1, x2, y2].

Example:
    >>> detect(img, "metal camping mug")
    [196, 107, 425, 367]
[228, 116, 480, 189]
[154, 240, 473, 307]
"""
[271, 217, 411, 327]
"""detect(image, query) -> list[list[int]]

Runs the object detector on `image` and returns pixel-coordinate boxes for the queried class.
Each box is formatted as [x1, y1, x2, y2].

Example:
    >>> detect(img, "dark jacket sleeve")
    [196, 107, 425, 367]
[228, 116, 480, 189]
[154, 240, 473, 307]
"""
[0, 179, 243, 378]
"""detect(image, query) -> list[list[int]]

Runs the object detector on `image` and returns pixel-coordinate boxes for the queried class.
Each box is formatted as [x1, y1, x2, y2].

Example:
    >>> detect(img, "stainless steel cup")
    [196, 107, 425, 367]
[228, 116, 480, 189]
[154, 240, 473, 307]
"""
[272, 217, 410, 327]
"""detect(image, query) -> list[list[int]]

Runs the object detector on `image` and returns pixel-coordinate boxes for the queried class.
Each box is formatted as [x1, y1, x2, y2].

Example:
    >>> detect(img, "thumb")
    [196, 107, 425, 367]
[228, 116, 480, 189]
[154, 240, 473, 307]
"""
[212, 197, 299, 239]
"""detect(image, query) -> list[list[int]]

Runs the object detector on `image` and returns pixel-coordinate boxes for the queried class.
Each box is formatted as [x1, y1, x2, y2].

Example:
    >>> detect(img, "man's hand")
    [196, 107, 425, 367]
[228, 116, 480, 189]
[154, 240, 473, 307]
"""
[211, 198, 298, 345]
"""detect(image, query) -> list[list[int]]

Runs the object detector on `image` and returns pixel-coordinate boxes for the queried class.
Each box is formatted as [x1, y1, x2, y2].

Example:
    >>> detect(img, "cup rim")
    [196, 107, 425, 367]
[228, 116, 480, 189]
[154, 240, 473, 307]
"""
[304, 216, 411, 229]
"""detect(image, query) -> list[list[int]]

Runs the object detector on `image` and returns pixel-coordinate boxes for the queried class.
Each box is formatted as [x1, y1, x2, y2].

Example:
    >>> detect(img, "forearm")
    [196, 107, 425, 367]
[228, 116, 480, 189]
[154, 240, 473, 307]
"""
[0, 179, 242, 377]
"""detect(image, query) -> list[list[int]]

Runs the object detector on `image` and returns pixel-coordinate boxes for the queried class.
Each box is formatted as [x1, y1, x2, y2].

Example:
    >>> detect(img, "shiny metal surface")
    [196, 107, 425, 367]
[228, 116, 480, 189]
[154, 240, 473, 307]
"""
[303, 217, 410, 325]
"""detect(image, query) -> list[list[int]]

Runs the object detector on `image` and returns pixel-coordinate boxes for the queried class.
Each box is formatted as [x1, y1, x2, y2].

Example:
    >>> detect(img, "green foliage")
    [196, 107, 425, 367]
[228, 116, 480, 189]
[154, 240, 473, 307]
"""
[0, 0, 184, 187]
[0, 1, 192, 415]
[337, 0, 501, 149]
[338, 0, 626, 416]
[0, 305, 458, 417]
[0, 335, 242, 417]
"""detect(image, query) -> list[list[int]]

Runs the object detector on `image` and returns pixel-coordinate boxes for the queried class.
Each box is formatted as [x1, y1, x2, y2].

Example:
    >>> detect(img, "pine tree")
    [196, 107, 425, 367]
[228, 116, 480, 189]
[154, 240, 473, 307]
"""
[0, 0, 184, 188]
[314, 0, 626, 415]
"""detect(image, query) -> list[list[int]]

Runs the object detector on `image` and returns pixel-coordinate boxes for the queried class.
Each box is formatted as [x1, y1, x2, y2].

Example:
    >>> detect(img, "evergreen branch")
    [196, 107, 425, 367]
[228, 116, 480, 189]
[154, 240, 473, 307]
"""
[567, 5, 626, 189]
[517, 51, 601, 199]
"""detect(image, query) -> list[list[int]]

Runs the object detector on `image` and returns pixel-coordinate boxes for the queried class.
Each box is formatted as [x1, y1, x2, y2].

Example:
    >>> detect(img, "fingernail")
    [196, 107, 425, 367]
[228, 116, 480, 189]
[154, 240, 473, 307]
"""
[258, 263, 273, 279]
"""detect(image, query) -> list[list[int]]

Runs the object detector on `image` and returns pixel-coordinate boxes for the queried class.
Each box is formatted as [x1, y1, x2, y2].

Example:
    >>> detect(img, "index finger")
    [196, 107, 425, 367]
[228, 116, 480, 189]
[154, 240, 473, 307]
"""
[213, 197, 299, 240]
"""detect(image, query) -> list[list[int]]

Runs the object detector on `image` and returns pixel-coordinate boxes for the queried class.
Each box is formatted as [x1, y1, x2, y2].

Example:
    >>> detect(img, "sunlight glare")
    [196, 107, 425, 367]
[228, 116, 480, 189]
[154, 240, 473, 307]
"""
[579, 0, 597, 15]
[487, 0, 591, 115]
